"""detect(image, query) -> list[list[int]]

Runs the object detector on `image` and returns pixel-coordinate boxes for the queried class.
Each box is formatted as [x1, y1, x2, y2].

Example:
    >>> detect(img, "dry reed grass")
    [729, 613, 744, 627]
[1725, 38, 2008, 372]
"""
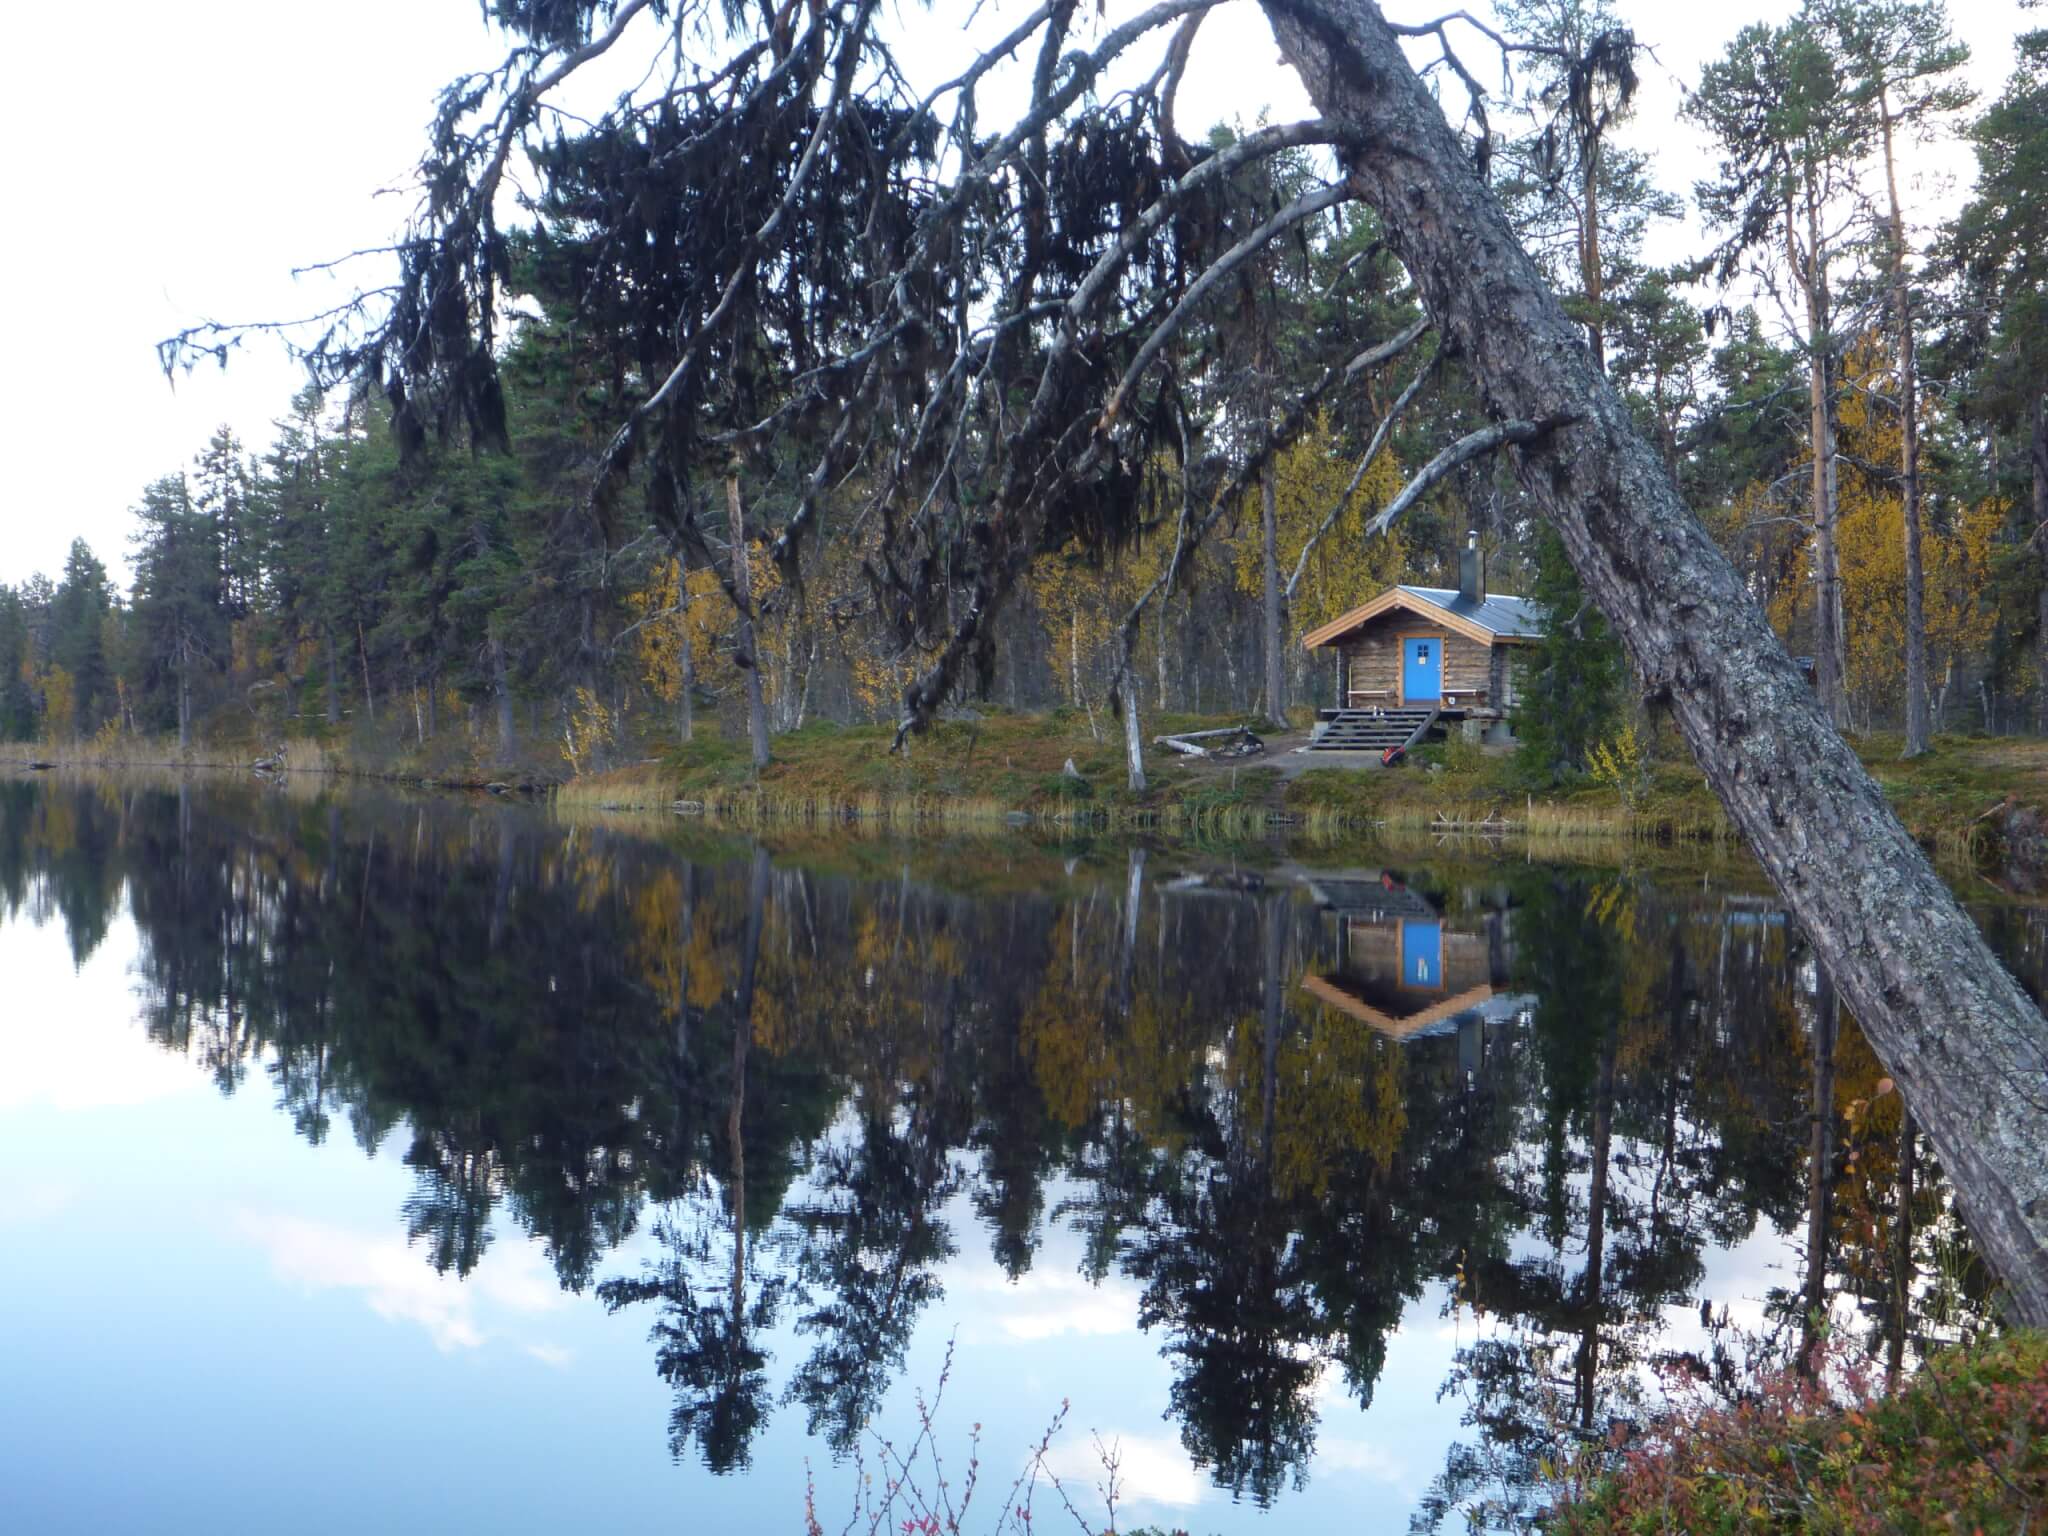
[1, 734, 342, 775]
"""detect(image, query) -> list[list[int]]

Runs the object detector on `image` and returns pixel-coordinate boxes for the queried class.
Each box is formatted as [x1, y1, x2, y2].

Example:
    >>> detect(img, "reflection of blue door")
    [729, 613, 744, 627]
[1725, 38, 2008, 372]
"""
[1403, 637, 1442, 702]
[1401, 920, 1443, 988]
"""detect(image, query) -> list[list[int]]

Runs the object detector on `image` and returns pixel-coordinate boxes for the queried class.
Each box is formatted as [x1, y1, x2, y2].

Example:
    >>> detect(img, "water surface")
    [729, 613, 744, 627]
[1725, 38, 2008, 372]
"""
[0, 777, 2021, 1533]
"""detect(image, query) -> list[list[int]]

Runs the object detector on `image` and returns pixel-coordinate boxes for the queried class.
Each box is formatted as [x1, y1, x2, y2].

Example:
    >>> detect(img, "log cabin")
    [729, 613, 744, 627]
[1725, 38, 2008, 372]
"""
[1299, 535, 1545, 752]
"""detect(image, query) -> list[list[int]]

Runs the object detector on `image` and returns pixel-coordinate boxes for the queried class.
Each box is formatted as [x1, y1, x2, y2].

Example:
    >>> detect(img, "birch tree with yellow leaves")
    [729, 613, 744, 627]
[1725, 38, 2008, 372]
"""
[1834, 343, 2000, 730]
[1233, 410, 1408, 714]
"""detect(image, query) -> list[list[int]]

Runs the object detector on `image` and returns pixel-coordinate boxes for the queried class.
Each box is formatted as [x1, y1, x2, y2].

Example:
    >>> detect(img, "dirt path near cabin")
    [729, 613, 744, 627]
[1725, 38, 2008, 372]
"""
[1171, 728, 1385, 781]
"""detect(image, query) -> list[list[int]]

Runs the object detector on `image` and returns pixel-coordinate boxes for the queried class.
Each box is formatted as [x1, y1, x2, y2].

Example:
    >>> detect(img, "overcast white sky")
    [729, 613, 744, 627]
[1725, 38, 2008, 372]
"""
[0, 0, 2027, 589]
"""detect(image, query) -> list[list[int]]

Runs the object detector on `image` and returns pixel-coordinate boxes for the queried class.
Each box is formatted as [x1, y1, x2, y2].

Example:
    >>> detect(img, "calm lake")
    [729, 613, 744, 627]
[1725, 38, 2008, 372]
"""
[0, 776, 2031, 1534]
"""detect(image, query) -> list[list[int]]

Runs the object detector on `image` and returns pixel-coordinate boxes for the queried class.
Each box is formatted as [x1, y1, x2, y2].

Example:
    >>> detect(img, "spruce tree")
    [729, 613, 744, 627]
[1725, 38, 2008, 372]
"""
[1513, 523, 1621, 784]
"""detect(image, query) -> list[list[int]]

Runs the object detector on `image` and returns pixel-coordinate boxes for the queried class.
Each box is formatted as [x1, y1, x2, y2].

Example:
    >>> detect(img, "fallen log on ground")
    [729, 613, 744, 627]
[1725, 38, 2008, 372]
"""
[1153, 726, 1266, 759]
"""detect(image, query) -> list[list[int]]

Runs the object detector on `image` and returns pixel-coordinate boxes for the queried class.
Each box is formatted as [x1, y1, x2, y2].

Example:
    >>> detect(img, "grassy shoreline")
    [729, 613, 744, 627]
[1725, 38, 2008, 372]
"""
[552, 712, 2048, 861]
[10, 711, 2048, 860]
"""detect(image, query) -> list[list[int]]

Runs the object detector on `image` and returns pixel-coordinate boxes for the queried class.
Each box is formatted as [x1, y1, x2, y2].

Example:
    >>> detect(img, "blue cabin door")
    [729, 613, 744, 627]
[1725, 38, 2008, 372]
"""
[1400, 920, 1443, 988]
[1402, 637, 1442, 703]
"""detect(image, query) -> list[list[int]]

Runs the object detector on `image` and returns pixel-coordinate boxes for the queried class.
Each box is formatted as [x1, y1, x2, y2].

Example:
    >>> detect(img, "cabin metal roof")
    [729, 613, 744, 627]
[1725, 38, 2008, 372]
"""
[1394, 586, 1548, 639]
[1300, 584, 1548, 649]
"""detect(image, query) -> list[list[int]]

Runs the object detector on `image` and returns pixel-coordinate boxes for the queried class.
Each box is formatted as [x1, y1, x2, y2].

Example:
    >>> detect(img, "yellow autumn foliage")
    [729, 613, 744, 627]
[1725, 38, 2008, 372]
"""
[1233, 409, 1408, 631]
[1587, 724, 1652, 812]
[1752, 338, 2002, 721]
[1029, 552, 1129, 712]
[1834, 341, 2001, 712]
[41, 665, 76, 741]
[627, 552, 786, 716]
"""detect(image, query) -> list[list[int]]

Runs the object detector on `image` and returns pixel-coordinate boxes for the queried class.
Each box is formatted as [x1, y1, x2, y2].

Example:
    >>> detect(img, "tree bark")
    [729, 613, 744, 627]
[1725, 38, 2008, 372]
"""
[1798, 176, 1847, 729]
[1156, 602, 1170, 711]
[357, 621, 376, 726]
[2034, 396, 2048, 733]
[323, 626, 340, 728]
[1257, 0, 2048, 1324]
[725, 472, 772, 770]
[1582, 140, 1606, 376]
[1883, 96, 1931, 758]
[1120, 655, 1147, 792]
[1261, 455, 1286, 725]
[676, 549, 695, 745]
[491, 633, 515, 760]
[176, 660, 191, 751]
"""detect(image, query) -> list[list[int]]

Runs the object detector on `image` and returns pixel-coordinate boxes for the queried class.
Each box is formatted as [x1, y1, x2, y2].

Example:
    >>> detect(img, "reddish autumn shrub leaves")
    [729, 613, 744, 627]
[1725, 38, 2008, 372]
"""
[1549, 1331, 2048, 1534]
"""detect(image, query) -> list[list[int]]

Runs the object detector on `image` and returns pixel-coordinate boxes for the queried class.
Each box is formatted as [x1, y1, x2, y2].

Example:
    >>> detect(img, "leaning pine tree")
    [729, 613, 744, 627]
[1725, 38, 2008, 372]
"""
[165, 0, 2048, 1320]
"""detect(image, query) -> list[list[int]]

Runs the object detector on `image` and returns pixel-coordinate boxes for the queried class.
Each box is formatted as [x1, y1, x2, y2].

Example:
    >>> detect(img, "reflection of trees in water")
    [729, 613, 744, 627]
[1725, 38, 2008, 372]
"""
[1411, 879, 2006, 1532]
[3, 779, 2016, 1510]
[0, 779, 124, 963]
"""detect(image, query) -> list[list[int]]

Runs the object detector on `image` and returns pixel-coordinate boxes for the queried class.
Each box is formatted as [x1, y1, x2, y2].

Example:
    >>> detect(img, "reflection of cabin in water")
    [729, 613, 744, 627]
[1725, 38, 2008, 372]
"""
[1300, 536, 1545, 752]
[1299, 873, 1530, 1060]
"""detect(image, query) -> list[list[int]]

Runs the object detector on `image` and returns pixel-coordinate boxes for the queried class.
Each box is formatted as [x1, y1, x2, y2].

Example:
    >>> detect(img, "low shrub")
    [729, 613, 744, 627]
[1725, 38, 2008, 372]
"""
[1550, 1330, 2048, 1534]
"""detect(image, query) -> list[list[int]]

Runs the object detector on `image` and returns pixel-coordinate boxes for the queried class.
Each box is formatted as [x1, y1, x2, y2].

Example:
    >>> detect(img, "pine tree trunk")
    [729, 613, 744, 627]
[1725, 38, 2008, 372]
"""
[323, 626, 340, 728]
[492, 634, 515, 760]
[176, 661, 191, 751]
[1261, 456, 1285, 726]
[1884, 98, 1931, 758]
[357, 622, 376, 725]
[1259, 0, 2048, 1323]
[2034, 396, 2048, 733]
[1798, 181, 1847, 730]
[1582, 141, 1606, 376]
[676, 551, 695, 745]
[726, 473, 771, 770]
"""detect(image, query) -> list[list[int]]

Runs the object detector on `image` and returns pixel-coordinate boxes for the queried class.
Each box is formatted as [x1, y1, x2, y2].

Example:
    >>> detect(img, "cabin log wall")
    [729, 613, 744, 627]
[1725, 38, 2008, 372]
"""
[1337, 614, 1492, 705]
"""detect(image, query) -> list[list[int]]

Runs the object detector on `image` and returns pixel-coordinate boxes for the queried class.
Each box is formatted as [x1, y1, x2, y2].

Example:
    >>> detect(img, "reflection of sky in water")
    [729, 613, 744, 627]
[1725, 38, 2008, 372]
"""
[1, 782, 1989, 1536]
[1, 903, 1474, 1534]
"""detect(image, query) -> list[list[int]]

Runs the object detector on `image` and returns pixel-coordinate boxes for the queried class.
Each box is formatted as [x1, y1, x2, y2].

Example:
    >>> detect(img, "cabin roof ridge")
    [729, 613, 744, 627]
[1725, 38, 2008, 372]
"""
[1301, 582, 1547, 649]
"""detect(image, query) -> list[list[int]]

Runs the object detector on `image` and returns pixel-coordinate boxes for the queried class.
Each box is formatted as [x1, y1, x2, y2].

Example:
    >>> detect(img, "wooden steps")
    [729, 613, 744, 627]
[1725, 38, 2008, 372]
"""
[1308, 707, 1438, 753]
